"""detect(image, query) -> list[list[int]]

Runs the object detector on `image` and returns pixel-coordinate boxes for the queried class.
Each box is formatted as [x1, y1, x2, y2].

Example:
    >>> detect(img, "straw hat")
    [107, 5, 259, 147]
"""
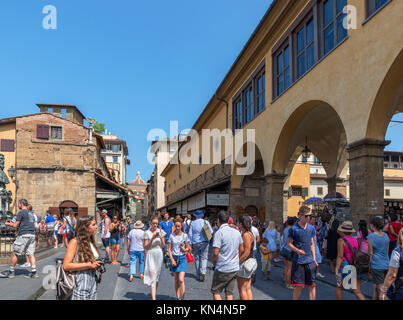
[133, 220, 145, 229]
[338, 220, 356, 233]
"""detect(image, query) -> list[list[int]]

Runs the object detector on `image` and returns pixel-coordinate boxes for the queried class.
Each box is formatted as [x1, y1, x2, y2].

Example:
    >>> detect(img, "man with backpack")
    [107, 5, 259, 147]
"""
[0, 199, 38, 279]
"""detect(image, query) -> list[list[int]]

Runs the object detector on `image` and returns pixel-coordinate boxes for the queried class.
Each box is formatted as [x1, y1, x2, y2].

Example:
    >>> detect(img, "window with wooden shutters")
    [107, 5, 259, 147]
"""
[1, 139, 15, 152]
[37, 124, 49, 140]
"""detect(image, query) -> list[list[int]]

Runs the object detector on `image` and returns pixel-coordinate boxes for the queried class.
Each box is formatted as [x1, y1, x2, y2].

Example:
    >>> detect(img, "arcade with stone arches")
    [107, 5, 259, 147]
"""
[229, 49, 403, 227]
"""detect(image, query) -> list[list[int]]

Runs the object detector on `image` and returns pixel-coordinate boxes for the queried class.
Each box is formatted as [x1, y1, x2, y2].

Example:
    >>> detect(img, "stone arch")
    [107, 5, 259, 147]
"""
[231, 141, 265, 189]
[230, 142, 266, 219]
[366, 49, 403, 140]
[271, 100, 349, 180]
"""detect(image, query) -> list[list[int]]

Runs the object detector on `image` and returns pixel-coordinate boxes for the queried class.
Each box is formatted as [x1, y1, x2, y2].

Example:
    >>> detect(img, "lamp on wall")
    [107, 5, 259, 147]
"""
[302, 137, 312, 160]
[7, 166, 19, 189]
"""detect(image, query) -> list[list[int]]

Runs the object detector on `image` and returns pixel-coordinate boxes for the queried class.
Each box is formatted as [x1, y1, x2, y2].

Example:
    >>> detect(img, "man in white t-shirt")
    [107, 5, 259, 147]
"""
[211, 211, 243, 300]
[127, 220, 145, 282]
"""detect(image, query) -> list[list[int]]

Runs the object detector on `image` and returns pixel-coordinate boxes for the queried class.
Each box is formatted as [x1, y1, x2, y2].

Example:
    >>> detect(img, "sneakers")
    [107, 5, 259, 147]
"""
[273, 258, 281, 263]
[24, 272, 39, 279]
[20, 263, 31, 268]
[316, 272, 325, 278]
[0, 270, 15, 278]
[129, 275, 134, 282]
[140, 274, 144, 280]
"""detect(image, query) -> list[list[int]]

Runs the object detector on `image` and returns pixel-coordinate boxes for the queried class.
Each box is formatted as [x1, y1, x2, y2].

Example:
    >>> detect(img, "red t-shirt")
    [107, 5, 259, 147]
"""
[388, 222, 403, 242]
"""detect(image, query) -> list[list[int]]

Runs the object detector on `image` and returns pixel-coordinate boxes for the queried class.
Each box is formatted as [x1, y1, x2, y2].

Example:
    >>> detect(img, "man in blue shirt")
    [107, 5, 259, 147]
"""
[45, 210, 55, 247]
[160, 212, 174, 267]
[188, 210, 213, 282]
[288, 206, 318, 300]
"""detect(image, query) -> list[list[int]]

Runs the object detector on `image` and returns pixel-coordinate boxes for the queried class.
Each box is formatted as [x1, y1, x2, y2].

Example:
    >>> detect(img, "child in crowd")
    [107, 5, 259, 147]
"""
[259, 238, 272, 280]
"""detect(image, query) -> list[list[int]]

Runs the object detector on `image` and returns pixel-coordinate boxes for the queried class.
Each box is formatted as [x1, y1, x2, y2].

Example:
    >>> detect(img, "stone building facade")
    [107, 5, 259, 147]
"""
[0, 104, 112, 218]
[161, 0, 403, 227]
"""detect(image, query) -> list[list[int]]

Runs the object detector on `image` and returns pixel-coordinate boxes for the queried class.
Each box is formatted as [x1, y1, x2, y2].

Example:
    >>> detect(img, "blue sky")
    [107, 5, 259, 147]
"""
[0, 0, 401, 182]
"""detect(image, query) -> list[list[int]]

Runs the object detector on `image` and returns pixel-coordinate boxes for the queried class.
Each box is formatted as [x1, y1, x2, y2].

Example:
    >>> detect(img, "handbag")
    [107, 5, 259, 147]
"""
[280, 247, 292, 260]
[56, 260, 76, 300]
[186, 252, 194, 263]
[201, 221, 212, 241]
[243, 257, 257, 273]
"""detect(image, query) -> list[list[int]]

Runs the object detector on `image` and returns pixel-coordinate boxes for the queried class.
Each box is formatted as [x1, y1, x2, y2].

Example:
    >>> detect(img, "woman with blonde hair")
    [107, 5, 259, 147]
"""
[263, 221, 280, 262]
[63, 216, 103, 300]
[380, 228, 403, 300]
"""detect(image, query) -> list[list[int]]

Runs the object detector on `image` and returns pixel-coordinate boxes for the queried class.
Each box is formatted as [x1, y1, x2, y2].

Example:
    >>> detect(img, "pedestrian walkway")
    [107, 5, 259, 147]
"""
[0, 248, 65, 300]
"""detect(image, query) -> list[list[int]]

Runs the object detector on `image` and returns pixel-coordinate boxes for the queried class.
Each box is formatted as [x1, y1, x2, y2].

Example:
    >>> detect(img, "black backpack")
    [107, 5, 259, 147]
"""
[343, 238, 371, 274]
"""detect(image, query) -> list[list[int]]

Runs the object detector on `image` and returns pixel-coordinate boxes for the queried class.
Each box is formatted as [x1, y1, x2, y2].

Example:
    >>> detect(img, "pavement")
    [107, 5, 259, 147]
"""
[0, 242, 375, 300]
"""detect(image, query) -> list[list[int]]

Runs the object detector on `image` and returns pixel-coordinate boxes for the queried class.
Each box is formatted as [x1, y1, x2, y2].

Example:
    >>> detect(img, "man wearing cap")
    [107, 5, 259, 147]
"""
[127, 220, 145, 282]
[100, 209, 111, 262]
[188, 210, 213, 282]
[287, 206, 318, 300]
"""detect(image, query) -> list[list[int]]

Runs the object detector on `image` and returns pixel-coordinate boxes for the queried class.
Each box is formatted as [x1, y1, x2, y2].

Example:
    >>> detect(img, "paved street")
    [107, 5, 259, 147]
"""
[0, 242, 375, 300]
[113, 247, 374, 301]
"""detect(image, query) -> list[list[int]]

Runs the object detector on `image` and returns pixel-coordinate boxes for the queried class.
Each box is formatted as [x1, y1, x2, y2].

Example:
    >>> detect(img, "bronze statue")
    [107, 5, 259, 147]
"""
[0, 154, 12, 221]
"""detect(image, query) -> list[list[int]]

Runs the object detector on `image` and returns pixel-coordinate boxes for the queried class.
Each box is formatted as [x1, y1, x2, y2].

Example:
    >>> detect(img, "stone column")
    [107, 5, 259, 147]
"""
[325, 176, 347, 196]
[346, 139, 390, 225]
[265, 173, 287, 226]
[228, 188, 243, 216]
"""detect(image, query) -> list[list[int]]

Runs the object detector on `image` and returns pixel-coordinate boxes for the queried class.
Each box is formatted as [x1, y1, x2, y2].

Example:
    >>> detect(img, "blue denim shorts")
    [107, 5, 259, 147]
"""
[110, 238, 121, 245]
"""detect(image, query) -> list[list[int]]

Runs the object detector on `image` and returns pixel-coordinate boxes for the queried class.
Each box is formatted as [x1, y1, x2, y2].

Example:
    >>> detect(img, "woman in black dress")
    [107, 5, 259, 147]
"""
[326, 219, 340, 273]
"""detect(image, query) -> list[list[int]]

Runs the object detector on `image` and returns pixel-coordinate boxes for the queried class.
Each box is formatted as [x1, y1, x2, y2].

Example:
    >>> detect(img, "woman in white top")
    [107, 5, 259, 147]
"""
[143, 216, 166, 300]
[168, 217, 191, 300]
[63, 216, 102, 300]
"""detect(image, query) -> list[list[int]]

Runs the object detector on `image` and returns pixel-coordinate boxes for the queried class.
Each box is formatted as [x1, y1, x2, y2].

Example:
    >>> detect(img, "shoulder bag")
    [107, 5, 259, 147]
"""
[201, 221, 213, 241]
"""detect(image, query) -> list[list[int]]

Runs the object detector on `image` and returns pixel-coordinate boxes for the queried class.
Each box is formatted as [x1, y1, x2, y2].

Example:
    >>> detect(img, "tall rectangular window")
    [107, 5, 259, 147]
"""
[244, 85, 253, 124]
[367, 0, 389, 17]
[275, 45, 290, 97]
[255, 71, 265, 114]
[232, 62, 265, 130]
[296, 17, 315, 79]
[322, 0, 347, 56]
[234, 98, 242, 129]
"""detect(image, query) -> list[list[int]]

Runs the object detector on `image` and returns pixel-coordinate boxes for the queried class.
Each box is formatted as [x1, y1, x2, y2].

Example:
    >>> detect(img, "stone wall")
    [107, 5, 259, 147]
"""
[15, 113, 98, 215]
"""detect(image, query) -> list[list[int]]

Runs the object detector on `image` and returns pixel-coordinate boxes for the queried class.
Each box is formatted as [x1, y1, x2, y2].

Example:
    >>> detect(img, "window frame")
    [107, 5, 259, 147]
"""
[319, 0, 348, 57]
[365, 0, 391, 19]
[294, 14, 315, 80]
[50, 125, 63, 140]
[273, 42, 291, 98]
[232, 60, 266, 131]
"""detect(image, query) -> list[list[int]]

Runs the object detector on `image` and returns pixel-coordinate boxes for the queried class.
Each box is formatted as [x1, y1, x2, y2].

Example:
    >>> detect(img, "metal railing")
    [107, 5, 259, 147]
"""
[0, 225, 57, 265]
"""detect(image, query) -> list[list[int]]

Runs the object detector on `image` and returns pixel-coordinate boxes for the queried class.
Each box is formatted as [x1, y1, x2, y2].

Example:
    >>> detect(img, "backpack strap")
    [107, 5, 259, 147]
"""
[342, 238, 355, 265]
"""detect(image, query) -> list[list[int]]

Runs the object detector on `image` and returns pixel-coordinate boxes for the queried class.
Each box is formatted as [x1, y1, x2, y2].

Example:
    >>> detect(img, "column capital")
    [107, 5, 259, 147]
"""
[346, 138, 390, 151]
[325, 175, 346, 184]
[346, 138, 390, 161]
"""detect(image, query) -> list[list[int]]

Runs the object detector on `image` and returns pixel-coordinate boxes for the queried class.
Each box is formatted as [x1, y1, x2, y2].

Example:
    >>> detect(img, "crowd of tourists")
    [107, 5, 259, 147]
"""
[1, 198, 402, 302]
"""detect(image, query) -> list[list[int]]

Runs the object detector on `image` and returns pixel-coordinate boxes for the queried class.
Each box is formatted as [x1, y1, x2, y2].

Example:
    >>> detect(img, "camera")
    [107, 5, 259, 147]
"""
[96, 259, 106, 273]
